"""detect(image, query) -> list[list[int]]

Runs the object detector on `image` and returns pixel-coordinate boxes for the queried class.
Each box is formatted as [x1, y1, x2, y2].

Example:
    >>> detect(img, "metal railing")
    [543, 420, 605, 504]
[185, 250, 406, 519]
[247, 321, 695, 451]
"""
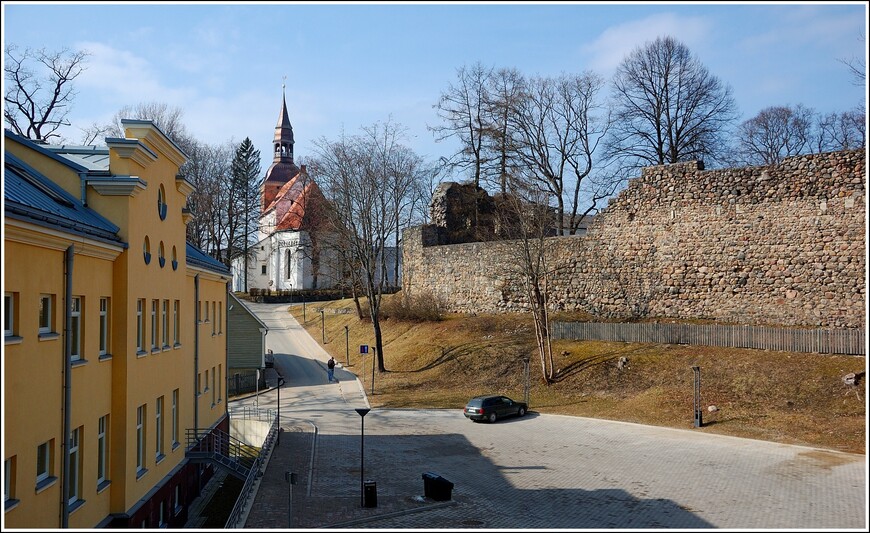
[223, 412, 279, 529]
[552, 321, 865, 355]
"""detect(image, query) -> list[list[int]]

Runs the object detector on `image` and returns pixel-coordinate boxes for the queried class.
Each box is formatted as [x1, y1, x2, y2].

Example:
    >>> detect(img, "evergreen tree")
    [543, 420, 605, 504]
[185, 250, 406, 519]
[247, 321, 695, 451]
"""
[230, 137, 262, 291]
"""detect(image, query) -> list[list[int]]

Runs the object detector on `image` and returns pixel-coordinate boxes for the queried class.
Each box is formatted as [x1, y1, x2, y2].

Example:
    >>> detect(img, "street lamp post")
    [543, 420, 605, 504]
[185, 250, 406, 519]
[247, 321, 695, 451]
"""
[320, 309, 325, 343]
[354, 408, 371, 507]
[345, 325, 349, 366]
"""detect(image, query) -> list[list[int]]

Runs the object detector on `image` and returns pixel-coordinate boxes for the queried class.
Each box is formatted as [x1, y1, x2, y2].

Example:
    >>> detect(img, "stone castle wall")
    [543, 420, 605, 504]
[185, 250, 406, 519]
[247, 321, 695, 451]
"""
[403, 149, 866, 328]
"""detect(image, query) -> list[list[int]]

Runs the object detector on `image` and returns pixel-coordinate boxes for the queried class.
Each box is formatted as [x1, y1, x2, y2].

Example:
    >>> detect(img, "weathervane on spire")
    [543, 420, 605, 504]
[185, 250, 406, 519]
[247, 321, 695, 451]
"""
[282, 75, 286, 93]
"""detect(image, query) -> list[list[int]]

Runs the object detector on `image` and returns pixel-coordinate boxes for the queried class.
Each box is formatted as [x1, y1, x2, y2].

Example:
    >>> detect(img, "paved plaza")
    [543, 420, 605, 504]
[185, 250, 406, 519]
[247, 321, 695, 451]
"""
[230, 303, 867, 529]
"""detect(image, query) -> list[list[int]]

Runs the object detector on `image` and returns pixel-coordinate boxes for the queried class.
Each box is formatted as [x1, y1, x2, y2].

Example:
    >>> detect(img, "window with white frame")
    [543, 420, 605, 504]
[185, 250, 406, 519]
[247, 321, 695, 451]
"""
[171, 389, 179, 446]
[162, 300, 169, 348]
[151, 300, 158, 351]
[70, 297, 82, 361]
[97, 415, 108, 485]
[158, 499, 166, 527]
[204, 369, 209, 392]
[173, 300, 180, 346]
[136, 405, 146, 473]
[68, 427, 81, 504]
[5, 456, 16, 505]
[211, 367, 216, 405]
[99, 298, 109, 356]
[36, 441, 51, 484]
[217, 365, 222, 403]
[211, 302, 216, 335]
[4, 293, 14, 337]
[218, 302, 222, 334]
[38, 294, 53, 334]
[156, 396, 164, 459]
[137, 299, 145, 352]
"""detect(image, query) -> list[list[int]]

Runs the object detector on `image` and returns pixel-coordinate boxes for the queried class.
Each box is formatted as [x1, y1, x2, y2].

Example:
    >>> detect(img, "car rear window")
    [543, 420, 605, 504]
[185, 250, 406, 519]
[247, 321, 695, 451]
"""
[467, 398, 484, 407]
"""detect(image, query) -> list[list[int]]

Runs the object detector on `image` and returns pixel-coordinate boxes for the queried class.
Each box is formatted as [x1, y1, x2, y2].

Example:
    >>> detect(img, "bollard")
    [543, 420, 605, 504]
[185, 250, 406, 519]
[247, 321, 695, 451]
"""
[692, 366, 703, 428]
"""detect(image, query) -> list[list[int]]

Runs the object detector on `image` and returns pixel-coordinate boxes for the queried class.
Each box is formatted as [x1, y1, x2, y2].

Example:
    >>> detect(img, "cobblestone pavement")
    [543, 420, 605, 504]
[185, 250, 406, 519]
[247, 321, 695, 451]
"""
[235, 303, 868, 530]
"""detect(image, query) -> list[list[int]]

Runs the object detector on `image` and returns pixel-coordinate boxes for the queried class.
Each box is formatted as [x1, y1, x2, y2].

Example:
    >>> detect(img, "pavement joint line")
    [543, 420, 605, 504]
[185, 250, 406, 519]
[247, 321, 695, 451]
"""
[316, 500, 459, 529]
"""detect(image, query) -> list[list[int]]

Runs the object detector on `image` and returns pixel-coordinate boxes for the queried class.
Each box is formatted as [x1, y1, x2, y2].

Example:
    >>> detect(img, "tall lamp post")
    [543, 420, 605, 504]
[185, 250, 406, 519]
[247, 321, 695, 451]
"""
[320, 309, 325, 343]
[354, 408, 371, 507]
[344, 325, 349, 366]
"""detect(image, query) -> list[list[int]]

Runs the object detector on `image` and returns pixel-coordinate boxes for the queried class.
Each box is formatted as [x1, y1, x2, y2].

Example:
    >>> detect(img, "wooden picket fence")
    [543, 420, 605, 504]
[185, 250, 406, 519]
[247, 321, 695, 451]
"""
[551, 321, 865, 356]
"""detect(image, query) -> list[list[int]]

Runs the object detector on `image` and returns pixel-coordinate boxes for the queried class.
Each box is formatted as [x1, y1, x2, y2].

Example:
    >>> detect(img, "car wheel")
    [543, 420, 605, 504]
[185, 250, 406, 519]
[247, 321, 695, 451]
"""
[518, 406, 526, 417]
[488, 412, 497, 423]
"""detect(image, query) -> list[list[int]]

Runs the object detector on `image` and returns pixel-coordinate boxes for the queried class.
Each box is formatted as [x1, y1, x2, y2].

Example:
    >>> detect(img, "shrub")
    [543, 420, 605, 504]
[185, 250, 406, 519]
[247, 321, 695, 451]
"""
[381, 291, 444, 322]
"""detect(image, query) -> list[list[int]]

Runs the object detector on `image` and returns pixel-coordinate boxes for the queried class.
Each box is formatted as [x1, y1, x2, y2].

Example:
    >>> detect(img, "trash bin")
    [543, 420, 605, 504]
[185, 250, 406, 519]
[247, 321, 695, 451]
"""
[422, 472, 454, 501]
[363, 480, 377, 508]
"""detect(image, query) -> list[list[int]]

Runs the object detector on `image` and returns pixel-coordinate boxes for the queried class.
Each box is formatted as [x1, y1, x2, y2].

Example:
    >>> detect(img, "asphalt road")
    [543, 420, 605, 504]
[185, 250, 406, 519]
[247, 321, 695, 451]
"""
[232, 302, 868, 529]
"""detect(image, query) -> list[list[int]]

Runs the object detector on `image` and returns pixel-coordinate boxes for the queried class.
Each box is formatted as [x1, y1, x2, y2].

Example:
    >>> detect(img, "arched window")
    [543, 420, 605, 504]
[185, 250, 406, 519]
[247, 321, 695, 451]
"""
[158, 241, 166, 268]
[143, 237, 151, 264]
[158, 184, 167, 220]
[171, 246, 178, 271]
[286, 249, 292, 280]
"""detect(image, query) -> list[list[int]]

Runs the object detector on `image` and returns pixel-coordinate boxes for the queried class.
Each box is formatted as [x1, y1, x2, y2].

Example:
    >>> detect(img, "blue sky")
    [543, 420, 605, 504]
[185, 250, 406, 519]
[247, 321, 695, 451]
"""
[2, 2, 867, 178]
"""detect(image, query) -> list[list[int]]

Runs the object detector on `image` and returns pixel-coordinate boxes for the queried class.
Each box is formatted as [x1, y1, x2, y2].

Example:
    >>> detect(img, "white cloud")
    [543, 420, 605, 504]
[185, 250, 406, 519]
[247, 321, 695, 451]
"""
[581, 13, 713, 76]
[73, 41, 195, 108]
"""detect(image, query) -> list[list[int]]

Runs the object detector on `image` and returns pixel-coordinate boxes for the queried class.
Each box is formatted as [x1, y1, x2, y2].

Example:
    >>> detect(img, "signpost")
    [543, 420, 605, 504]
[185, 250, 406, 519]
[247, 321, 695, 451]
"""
[360, 345, 368, 392]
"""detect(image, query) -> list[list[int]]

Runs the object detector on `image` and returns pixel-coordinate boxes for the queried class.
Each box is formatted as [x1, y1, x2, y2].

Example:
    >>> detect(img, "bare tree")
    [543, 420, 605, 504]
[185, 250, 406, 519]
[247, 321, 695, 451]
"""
[430, 62, 494, 190]
[4, 45, 90, 142]
[481, 67, 525, 195]
[815, 108, 866, 152]
[608, 35, 738, 171]
[509, 72, 613, 235]
[184, 140, 234, 258]
[497, 180, 561, 384]
[838, 31, 866, 87]
[311, 120, 425, 373]
[731, 104, 815, 166]
[81, 101, 193, 150]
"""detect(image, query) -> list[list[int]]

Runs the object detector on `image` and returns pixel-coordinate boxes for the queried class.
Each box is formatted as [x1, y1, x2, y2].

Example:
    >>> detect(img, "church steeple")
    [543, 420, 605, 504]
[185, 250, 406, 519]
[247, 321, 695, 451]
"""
[262, 82, 301, 213]
[273, 81, 295, 164]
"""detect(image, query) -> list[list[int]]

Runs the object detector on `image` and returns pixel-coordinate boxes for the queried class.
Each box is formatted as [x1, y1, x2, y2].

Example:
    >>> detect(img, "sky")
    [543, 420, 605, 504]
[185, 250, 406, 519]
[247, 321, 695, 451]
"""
[2, 1, 867, 180]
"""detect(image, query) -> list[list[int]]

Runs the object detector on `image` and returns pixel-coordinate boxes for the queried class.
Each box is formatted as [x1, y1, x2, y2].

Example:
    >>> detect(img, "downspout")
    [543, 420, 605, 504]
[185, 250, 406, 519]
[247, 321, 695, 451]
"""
[79, 173, 88, 207]
[194, 274, 200, 436]
[61, 245, 74, 528]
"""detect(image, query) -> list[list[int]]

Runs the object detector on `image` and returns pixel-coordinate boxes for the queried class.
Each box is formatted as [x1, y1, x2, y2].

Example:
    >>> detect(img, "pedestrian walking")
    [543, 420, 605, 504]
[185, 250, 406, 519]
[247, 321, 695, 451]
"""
[327, 356, 337, 383]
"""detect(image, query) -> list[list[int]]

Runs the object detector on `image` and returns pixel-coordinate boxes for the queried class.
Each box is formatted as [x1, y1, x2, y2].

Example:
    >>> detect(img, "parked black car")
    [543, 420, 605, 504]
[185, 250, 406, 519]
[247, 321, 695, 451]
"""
[463, 395, 527, 423]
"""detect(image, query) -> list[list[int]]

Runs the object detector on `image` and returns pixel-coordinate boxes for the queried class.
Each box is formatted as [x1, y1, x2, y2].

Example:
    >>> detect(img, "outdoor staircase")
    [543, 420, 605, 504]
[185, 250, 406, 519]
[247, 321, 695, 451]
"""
[185, 428, 259, 480]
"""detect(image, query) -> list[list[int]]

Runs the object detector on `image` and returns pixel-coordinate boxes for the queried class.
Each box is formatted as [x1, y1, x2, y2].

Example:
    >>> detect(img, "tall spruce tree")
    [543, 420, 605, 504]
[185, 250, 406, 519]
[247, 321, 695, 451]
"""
[230, 137, 262, 291]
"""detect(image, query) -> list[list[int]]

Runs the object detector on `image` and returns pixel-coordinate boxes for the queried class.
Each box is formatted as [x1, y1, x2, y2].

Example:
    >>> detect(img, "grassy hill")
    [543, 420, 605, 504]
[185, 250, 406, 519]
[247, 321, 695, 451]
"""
[286, 296, 866, 455]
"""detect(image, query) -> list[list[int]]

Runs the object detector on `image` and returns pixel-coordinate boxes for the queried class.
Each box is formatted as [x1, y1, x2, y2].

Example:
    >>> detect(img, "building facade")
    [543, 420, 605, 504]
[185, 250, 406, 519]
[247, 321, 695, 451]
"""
[3, 122, 230, 528]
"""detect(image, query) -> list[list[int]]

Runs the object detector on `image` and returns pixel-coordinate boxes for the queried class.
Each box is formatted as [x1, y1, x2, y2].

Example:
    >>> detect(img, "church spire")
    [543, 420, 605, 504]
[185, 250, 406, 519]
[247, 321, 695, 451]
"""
[274, 78, 294, 164]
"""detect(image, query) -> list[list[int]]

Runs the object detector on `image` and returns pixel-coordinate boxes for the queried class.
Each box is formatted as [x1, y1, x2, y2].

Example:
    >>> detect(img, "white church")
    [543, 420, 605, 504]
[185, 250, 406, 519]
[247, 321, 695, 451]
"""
[231, 93, 342, 292]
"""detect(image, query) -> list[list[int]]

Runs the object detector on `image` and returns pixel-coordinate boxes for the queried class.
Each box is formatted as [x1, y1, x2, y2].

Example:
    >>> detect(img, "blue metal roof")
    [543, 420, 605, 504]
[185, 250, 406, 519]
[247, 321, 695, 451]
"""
[4, 151, 126, 247]
[44, 144, 111, 172]
[186, 242, 231, 276]
[4, 129, 91, 173]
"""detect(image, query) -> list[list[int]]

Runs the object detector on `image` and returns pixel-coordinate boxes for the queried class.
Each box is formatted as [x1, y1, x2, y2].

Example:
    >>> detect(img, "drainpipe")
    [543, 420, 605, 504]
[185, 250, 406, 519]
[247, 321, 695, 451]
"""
[194, 274, 200, 436]
[61, 245, 74, 528]
[78, 173, 88, 207]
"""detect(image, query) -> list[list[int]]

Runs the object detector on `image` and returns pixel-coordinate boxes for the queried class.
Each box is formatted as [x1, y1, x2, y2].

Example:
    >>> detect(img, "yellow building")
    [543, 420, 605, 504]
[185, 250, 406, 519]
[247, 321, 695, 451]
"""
[3, 122, 230, 528]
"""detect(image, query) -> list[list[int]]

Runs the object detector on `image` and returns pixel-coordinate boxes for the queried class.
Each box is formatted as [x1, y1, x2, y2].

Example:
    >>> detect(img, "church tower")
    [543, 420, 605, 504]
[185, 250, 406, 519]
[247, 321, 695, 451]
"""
[261, 86, 300, 212]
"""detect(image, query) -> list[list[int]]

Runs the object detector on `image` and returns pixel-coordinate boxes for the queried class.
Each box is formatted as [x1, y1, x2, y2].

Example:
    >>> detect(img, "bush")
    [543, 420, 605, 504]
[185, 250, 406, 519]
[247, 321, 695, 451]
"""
[381, 291, 444, 322]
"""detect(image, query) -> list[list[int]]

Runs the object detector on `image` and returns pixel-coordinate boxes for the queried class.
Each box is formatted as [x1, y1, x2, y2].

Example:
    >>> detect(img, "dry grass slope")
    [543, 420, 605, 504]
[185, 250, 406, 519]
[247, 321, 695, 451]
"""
[288, 296, 866, 455]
